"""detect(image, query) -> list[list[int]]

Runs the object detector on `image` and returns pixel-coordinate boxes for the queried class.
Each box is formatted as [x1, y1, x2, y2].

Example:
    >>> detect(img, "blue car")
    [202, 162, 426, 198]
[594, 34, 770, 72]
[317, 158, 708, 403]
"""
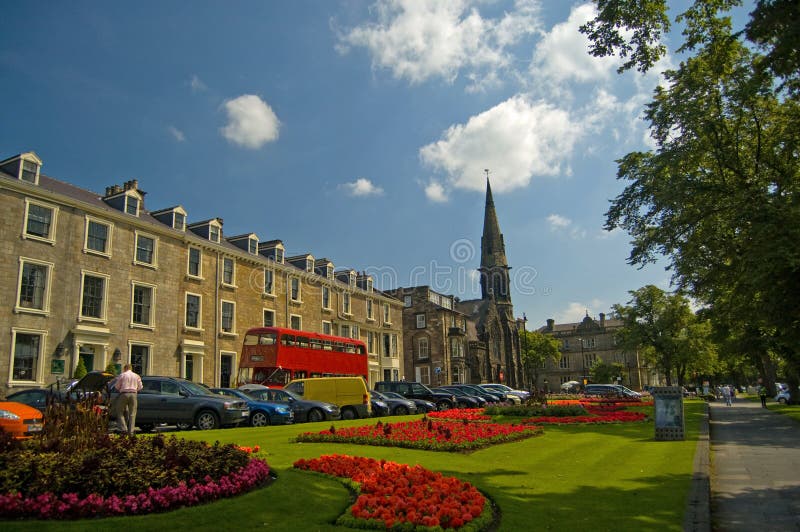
[210, 388, 293, 426]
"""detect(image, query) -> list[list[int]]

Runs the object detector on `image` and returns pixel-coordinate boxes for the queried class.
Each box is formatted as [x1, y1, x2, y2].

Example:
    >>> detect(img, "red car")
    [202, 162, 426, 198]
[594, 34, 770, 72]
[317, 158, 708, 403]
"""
[0, 401, 44, 439]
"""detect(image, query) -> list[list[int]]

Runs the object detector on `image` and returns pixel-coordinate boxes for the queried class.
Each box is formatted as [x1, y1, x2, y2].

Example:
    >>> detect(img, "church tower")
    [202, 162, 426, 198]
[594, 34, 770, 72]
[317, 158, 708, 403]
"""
[479, 178, 512, 305]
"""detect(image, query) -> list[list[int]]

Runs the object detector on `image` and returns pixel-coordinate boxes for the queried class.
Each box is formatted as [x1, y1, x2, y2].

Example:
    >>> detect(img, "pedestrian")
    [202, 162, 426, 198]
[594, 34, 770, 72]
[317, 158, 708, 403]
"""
[758, 384, 768, 408]
[721, 385, 731, 406]
[114, 363, 143, 435]
[729, 385, 736, 403]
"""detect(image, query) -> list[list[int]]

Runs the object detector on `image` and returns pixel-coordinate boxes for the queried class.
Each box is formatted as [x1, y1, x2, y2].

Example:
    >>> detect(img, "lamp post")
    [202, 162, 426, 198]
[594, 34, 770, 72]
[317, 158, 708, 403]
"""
[577, 337, 586, 386]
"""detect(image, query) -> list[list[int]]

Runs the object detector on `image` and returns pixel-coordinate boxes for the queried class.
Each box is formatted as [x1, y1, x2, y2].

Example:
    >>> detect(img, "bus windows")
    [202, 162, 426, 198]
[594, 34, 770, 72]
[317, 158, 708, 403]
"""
[295, 370, 307, 379]
[297, 336, 310, 348]
[310, 339, 323, 350]
[259, 333, 277, 345]
[333, 341, 344, 352]
[282, 334, 297, 347]
[356, 345, 366, 355]
[322, 340, 333, 351]
[243, 334, 259, 346]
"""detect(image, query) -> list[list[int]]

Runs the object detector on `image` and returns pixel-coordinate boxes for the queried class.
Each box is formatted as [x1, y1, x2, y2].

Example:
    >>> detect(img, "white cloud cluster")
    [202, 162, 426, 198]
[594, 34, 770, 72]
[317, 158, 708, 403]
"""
[341, 178, 384, 197]
[220, 94, 281, 150]
[529, 3, 621, 88]
[424, 181, 447, 202]
[419, 95, 581, 195]
[167, 125, 186, 142]
[336, 0, 541, 89]
[189, 74, 207, 92]
[553, 300, 606, 324]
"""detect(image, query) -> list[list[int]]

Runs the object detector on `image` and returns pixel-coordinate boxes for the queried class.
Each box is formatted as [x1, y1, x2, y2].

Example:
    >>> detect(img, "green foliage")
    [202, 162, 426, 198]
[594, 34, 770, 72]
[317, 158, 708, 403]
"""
[0, 434, 250, 498]
[39, 394, 110, 454]
[519, 330, 561, 388]
[73, 358, 88, 379]
[590, 360, 625, 384]
[104, 362, 119, 375]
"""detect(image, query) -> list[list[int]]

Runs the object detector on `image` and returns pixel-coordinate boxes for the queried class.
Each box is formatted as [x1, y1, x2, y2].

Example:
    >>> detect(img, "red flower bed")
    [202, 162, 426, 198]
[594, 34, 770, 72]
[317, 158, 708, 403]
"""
[522, 410, 647, 425]
[296, 418, 542, 451]
[294, 454, 491, 530]
[427, 408, 491, 422]
[0, 458, 271, 519]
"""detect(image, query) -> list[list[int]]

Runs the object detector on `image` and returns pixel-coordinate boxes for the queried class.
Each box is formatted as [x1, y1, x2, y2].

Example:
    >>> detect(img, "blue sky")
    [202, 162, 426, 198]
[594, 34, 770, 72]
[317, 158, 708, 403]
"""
[0, 1, 753, 327]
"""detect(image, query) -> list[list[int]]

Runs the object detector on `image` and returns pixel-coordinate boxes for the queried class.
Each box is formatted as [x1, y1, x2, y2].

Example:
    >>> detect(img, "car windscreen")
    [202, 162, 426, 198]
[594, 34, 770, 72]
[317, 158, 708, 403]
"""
[182, 381, 216, 396]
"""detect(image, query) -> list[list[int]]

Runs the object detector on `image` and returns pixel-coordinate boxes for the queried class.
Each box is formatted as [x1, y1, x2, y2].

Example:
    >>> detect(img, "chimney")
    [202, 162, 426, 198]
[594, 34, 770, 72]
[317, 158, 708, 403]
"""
[546, 318, 554, 331]
[599, 313, 606, 327]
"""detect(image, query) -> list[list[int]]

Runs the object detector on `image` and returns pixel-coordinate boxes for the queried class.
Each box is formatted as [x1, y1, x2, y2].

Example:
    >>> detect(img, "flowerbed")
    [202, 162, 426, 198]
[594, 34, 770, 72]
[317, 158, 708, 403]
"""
[522, 410, 647, 425]
[427, 409, 491, 422]
[296, 418, 543, 452]
[294, 454, 491, 531]
[0, 435, 271, 519]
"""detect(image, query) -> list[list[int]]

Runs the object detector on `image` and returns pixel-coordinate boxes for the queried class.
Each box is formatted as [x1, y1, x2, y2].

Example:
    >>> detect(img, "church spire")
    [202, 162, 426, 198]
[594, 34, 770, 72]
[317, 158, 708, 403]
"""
[480, 171, 511, 301]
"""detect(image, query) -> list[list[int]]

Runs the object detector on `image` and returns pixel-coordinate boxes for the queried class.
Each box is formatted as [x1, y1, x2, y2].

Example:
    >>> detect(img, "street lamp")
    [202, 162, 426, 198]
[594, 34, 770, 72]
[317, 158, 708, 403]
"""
[577, 337, 586, 386]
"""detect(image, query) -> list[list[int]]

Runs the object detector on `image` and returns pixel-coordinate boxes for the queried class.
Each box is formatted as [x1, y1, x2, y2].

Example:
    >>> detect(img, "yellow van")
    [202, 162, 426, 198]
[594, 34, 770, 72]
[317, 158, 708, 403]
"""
[284, 377, 371, 420]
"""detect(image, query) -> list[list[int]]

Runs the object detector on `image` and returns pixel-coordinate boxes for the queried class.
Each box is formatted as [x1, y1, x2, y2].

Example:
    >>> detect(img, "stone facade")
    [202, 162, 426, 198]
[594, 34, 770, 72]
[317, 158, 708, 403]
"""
[535, 313, 662, 392]
[0, 151, 402, 396]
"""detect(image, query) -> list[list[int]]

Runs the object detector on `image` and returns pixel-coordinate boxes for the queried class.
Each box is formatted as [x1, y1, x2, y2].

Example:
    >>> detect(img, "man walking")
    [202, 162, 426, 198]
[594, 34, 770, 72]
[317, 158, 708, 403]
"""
[114, 363, 143, 435]
[758, 384, 768, 408]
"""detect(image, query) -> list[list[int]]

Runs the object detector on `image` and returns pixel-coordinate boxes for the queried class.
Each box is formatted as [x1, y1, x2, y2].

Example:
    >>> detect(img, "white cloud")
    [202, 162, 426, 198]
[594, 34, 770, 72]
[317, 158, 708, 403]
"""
[552, 300, 606, 324]
[424, 180, 448, 202]
[336, 0, 541, 90]
[529, 3, 621, 88]
[419, 95, 581, 193]
[167, 125, 186, 142]
[220, 95, 281, 149]
[341, 178, 384, 197]
[189, 74, 207, 92]
[546, 213, 586, 239]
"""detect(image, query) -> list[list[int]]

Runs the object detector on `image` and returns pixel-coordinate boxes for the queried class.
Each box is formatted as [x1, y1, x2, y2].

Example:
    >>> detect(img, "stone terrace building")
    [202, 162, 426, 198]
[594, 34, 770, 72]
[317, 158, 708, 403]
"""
[535, 313, 660, 392]
[384, 286, 469, 386]
[0, 151, 402, 396]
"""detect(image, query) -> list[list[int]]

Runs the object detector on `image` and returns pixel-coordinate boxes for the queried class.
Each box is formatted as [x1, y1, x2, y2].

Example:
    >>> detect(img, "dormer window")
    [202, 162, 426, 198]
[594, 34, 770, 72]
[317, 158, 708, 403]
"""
[173, 212, 185, 231]
[326, 265, 333, 280]
[306, 258, 313, 273]
[1, 152, 42, 185]
[349, 272, 356, 288]
[275, 248, 284, 263]
[209, 225, 220, 243]
[21, 160, 39, 183]
[125, 195, 139, 216]
[248, 238, 258, 255]
[366, 277, 373, 292]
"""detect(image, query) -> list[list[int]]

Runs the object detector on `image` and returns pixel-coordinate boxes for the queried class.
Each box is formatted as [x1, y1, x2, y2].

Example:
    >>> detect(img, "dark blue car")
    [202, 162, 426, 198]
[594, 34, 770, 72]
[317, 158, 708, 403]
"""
[210, 388, 293, 426]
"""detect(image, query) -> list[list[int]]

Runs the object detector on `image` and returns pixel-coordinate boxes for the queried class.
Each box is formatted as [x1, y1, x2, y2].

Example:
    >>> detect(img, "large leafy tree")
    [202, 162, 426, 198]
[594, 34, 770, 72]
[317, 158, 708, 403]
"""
[519, 330, 562, 390]
[582, 1, 800, 396]
[613, 285, 716, 385]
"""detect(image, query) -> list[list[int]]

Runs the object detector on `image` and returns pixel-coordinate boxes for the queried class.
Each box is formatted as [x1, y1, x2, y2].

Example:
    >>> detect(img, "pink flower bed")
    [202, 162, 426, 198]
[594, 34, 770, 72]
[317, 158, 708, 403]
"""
[0, 458, 270, 520]
[294, 454, 491, 530]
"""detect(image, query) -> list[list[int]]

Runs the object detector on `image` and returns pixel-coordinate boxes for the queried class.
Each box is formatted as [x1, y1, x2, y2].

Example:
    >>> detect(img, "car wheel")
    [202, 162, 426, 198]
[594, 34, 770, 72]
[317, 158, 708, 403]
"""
[395, 405, 409, 416]
[341, 407, 357, 420]
[307, 408, 324, 423]
[251, 410, 270, 427]
[195, 410, 219, 430]
[176, 422, 192, 431]
[778, 398, 787, 404]
[436, 401, 451, 411]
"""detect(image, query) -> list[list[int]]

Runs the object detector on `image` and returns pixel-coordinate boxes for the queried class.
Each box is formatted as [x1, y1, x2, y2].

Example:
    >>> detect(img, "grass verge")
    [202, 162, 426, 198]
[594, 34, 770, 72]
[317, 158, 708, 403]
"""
[1, 402, 703, 531]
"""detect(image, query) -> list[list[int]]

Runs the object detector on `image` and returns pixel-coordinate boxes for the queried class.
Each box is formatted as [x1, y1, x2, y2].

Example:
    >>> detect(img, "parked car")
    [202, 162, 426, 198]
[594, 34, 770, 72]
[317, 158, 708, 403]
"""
[380, 391, 435, 413]
[284, 377, 371, 419]
[69, 372, 250, 431]
[435, 386, 485, 408]
[374, 381, 455, 410]
[370, 390, 418, 416]
[583, 384, 641, 399]
[775, 385, 797, 404]
[210, 388, 293, 426]
[453, 384, 506, 404]
[480, 383, 529, 402]
[0, 401, 43, 439]
[370, 396, 390, 417]
[5, 388, 50, 414]
[238, 384, 341, 423]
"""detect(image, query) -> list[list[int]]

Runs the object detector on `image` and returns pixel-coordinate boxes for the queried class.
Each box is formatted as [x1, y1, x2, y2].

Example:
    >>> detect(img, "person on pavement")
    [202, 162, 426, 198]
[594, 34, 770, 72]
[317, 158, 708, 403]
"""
[114, 363, 143, 435]
[758, 384, 768, 408]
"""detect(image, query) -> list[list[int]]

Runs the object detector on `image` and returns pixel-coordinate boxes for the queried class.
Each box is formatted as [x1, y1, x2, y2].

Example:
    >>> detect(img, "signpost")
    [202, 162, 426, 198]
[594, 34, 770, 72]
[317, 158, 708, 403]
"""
[653, 386, 685, 441]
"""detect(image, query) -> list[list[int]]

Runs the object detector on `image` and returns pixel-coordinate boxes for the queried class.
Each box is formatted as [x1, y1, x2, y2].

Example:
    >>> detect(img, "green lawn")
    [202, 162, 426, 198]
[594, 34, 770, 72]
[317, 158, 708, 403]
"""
[2, 401, 704, 531]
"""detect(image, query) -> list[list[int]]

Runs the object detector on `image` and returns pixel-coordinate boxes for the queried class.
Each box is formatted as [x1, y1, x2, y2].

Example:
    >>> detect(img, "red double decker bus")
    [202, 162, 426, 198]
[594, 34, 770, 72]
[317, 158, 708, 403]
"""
[236, 327, 368, 387]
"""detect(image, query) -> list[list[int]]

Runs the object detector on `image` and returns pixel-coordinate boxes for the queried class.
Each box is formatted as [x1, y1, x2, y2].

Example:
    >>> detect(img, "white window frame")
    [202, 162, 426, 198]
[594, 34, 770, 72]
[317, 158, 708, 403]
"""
[289, 314, 302, 330]
[18, 155, 41, 184]
[340, 324, 350, 338]
[368, 331, 376, 354]
[404, 295, 412, 307]
[130, 281, 156, 329]
[416, 313, 426, 328]
[248, 237, 258, 255]
[220, 299, 236, 336]
[305, 258, 314, 273]
[352, 325, 359, 340]
[290, 277, 301, 302]
[185, 292, 203, 330]
[263, 308, 276, 327]
[16, 257, 53, 315]
[133, 231, 158, 268]
[79, 270, 110, 323]
[83, 215, 113, 257]
[326, 264, 333, 280]
[22, 198, 58, 244]
[559, 356, 570, 369]
[263, 268, 275, 296]
[219, 350, 237, 388]
[187, 246, 203, 279]
[383, 303, 391, 324]
[366, 298, 374, 321]
[321, 286, 331, 310]
[125, 194, 140, 216]
[418, 365, 431, 385]
[9, 327, 48, 385]
[128, 342, 153, 375]
[209, 224, 221, 243]
[221, 257, 236, 287]
[321, 320, 332, 335]
[366, 278, 373, 293]
[173, 210, 186, 231]
[418, 337, 429, 360]
[391, 334, 398, 357]
[342, 292, 351, 315]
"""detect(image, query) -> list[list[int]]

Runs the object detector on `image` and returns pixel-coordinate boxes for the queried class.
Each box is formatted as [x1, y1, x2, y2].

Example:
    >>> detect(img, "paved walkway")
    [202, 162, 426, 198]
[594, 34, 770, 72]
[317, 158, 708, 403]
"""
[708, 399, 800, 531]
